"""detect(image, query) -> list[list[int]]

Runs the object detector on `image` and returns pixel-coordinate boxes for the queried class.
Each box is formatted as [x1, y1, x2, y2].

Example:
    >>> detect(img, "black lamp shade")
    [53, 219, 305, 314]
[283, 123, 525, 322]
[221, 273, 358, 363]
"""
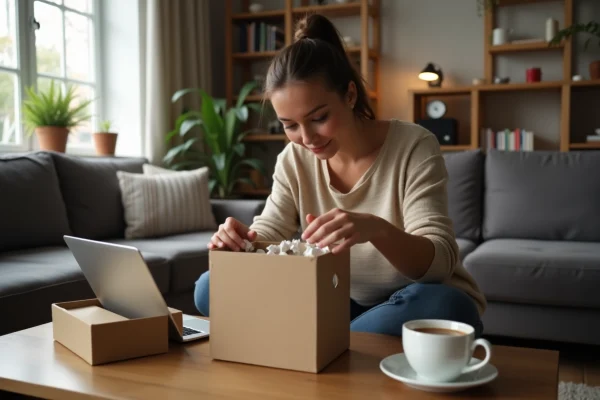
[418, 63, 444, 87]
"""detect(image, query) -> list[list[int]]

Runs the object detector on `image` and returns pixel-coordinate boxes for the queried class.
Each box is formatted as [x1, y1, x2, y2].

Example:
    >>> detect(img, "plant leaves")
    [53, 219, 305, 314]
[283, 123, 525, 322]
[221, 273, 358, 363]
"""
[172, 88, 202, 103]
[213, 99, 227, 115]
[180, 119, 202, 137]
[246, 102, 263, 115]
[235, 106, 249, 122]
[227, 177, 256, 194]
[232, 142, 245, 157]
[212, 153, 226, 171]
[233, 158, 267, 179]
[236, 81, 259, 108]
[200, 90, 224, 152]
[224, 108, 237, 148]
[208, 179, 218, 196]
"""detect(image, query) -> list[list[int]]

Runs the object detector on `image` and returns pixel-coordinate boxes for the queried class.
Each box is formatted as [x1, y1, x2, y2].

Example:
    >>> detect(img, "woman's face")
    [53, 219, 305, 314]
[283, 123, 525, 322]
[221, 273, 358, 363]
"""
[270, 79, 357, 160]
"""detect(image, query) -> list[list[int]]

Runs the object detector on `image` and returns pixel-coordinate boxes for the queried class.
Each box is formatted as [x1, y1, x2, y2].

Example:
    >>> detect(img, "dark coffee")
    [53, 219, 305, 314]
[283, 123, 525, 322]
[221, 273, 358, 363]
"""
[414, 328, 466, 336]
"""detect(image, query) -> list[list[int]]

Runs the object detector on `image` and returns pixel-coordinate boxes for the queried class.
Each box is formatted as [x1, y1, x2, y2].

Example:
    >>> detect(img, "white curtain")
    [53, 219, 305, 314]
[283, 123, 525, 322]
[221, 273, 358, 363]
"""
[142, 0, 212, 165]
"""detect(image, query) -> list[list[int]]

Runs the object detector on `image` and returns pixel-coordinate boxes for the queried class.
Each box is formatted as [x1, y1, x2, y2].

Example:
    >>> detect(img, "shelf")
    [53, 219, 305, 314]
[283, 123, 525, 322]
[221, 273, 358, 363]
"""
[476, 81, 564, 92]
[571, 80, 600, 88]
[440, 145, 472, 152]
[232, 10, 285, 22]
[409, 87, 473, 96]
[243, 134, 287, 142]
[346, 46, 379, 59]
[234, 94, 264, 102]
[293, 3, 376, 18]
[489, 41, 563, 54]
[569, 142, 600, 150]
[232, 51, 278, 60]
[237, 188, 271, 196]
[496, 0, 560, 6]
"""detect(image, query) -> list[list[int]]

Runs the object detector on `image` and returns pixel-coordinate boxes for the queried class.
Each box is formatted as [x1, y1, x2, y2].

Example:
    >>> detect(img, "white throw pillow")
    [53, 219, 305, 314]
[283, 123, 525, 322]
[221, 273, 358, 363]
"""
[117, 166, 217, 239]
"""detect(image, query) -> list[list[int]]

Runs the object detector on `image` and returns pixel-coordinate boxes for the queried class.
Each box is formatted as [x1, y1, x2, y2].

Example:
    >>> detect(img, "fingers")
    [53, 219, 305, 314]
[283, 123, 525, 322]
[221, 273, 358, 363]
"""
[317, 222, 356, 249]
[302, 209, 338, 242]
[331, 232, 360, 254]
[208, 217, 252, 251]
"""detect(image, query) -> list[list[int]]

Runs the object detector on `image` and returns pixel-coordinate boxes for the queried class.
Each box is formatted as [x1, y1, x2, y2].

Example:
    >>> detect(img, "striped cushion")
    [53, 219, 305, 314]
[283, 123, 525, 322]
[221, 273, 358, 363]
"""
[116, 166, 216, 239]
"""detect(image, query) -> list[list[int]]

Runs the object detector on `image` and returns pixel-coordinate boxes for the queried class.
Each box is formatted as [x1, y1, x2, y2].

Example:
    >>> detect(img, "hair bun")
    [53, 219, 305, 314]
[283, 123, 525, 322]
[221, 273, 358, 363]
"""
[293, 14, 345, 53]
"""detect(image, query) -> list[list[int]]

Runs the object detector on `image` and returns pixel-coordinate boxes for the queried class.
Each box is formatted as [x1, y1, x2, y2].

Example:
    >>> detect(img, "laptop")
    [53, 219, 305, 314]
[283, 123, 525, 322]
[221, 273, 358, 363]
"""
[63, 235, 209, 342]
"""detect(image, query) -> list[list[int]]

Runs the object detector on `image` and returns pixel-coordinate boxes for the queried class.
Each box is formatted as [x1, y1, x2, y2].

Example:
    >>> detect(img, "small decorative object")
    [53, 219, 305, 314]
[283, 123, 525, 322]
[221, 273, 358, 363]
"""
[494, 76, 510, 84]
[93, 120, 118, 156]
[426, 100, 446, 119]
[472, 78, 485, 85]
[545, 18, 559, 42]
[249, 3, 264, 13]
[267, 119, 282, 134]
[572, 74, 583, 82]
[418, 63, 443, 88]
[550, 21, 599, 80]
[492, 28, 512, 45]
[22, 80, 92, 153]
[526, 67, 542, 83]
[342, 36, 355, 47]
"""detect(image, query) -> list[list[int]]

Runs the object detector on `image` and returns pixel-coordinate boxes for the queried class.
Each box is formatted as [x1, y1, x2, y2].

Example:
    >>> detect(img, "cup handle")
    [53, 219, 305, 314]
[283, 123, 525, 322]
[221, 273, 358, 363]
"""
[461, 338, 492, 375]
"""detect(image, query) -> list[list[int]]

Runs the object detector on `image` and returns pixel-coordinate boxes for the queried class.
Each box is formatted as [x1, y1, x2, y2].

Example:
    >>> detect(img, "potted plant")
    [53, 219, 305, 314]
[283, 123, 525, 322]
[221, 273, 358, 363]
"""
[550, 21, 600, 80]
[163, 81, 267, 199]
[93, 120, 118, 156]
[22, 80, 92, 153]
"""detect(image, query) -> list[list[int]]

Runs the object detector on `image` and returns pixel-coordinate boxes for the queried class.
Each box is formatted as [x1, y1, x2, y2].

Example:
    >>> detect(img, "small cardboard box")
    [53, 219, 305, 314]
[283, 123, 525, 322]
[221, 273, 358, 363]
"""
[209, 241, 350, 373]
[52, 299, 182, 365]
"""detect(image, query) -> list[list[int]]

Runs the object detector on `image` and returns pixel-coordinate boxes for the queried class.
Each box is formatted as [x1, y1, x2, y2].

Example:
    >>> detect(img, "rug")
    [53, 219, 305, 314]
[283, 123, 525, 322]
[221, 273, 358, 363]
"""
[559, 382, 600, 400]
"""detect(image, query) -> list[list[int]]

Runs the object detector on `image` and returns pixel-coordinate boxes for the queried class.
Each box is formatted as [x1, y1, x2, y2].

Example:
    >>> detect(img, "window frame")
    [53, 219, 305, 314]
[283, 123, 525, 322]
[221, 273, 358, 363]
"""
[0, 0, 102, 154]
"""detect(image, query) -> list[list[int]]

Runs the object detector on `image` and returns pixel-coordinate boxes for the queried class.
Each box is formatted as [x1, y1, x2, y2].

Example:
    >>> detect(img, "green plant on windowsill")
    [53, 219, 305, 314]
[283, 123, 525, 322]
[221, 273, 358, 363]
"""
[22, 80, 92, 153]
[163, 80, 267, 199]
[550, 21, 600, 80]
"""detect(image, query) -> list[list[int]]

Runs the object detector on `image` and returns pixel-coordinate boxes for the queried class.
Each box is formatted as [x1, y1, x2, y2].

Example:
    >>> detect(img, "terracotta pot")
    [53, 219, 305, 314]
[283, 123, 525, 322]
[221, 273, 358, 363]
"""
[590, 60, 600, 81]
[35, 126, 69, 153]
[93, 132, 118, 156]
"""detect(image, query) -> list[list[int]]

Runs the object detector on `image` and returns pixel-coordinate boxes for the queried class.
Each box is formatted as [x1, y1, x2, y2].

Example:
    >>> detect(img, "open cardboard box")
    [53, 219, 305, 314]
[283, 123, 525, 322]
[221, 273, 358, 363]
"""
[52, 298, 182, 365]
[209, 241, 350, 373]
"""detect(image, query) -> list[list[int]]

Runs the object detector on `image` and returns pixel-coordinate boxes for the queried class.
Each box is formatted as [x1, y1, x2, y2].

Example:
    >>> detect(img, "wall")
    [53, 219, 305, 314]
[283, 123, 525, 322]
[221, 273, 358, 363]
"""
[211, 0, 600, 150]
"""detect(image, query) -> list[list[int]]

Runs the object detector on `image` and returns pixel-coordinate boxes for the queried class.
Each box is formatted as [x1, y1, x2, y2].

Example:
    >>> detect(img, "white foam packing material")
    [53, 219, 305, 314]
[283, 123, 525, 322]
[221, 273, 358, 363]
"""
[241, 239, 330, 257]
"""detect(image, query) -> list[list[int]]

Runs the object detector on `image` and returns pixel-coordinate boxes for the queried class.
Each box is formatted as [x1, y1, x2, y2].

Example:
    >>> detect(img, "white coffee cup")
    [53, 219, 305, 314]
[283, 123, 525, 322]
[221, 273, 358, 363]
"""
[492, 28, 510, 45]
[402, 319, 492, 382]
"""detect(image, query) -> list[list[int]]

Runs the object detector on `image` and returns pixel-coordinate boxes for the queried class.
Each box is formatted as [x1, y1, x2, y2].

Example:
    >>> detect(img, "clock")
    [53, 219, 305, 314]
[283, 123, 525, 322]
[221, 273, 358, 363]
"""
[426, 100, 446, 119]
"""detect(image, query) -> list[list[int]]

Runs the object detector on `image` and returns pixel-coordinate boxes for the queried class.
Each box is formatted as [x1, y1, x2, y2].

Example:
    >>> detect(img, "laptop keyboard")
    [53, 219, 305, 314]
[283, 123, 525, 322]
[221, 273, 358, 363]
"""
[183, 326, 204, 336]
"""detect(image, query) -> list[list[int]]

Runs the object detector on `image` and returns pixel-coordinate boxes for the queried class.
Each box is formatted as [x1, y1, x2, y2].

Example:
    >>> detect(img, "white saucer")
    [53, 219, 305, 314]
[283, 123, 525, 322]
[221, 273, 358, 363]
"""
[379, 353, 498, 393]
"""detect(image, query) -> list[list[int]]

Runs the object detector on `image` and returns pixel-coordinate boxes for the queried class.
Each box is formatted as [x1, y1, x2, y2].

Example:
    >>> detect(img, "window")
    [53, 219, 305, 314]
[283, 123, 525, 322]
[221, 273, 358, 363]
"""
[0, 0, 100, 152]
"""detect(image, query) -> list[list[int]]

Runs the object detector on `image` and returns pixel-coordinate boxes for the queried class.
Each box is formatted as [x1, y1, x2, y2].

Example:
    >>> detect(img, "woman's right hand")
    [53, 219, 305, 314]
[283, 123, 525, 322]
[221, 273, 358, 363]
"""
[208, 217, 258, 252]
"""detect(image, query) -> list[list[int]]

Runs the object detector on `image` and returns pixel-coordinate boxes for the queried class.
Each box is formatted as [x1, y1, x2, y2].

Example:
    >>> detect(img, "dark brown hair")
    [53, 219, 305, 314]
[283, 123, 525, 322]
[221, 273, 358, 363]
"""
[264, 14, 375, 120]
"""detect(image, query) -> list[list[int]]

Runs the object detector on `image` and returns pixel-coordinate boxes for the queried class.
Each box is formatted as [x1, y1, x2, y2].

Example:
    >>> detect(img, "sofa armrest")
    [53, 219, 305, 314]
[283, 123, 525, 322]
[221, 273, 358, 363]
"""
[210, 199, 266, 226]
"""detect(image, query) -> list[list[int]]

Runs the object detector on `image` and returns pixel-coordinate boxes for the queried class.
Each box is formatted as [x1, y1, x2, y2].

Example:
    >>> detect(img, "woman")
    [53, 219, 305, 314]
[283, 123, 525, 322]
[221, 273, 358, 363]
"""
[194, 14, 486, 337]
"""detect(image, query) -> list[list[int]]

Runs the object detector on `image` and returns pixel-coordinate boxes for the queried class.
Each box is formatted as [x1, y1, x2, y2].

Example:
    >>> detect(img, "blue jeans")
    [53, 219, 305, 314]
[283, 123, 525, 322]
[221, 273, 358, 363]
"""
[194, 271, 483, 337]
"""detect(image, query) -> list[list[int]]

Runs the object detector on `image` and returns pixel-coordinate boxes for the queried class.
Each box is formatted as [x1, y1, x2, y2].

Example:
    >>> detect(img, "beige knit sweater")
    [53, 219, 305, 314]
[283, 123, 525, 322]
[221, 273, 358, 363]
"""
[250, 119, 486, 315]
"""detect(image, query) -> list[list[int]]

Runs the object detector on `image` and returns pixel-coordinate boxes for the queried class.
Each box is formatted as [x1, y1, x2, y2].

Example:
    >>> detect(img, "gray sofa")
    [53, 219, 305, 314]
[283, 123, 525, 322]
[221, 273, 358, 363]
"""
[445, 149, 600, 346]
[2, 148, 599, 346]
[0, 151, 265, 336]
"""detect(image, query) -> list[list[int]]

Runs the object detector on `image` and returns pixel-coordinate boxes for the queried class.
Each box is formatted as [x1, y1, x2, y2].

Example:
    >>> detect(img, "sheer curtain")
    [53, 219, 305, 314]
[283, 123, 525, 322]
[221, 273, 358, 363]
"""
[142, 0, 212, 164]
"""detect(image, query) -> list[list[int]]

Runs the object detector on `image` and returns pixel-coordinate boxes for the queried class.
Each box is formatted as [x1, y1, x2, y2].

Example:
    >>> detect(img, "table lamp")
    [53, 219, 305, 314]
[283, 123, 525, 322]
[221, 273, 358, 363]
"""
[419, 63, 444, 88]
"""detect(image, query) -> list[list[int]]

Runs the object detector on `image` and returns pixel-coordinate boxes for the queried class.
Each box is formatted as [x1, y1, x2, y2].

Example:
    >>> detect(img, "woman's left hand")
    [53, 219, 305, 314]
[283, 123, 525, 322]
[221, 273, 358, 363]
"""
[301, 208, 383, 254]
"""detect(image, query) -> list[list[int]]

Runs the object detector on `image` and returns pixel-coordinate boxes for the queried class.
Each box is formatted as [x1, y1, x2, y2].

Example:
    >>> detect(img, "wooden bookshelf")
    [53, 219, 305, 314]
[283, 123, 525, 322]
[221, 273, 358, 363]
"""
[225, 0, 381, 197]
[410, 0, 597, 153]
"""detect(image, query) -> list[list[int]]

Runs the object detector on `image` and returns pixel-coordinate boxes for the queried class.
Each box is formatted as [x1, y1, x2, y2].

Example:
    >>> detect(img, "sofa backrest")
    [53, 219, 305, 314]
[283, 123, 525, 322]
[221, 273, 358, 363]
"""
[51, 152, 147, 240]
[443, 150, 484, 242]
[483, 149, 600, 241]
[0, 152, 72, 251]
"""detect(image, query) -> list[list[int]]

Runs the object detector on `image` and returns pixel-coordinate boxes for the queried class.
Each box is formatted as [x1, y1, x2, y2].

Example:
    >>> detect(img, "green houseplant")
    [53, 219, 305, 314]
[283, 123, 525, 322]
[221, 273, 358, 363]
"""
[550, 21, 600, 80]
[163, 81, 267, 198]
[93, 119, 118, 156]
[22, 80, 92, 153]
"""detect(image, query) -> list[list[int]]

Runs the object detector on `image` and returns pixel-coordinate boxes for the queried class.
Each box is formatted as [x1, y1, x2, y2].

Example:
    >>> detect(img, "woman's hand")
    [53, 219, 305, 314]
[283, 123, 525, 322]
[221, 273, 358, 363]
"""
[208, 217, 258, 252]
[301, 209, 383, 254]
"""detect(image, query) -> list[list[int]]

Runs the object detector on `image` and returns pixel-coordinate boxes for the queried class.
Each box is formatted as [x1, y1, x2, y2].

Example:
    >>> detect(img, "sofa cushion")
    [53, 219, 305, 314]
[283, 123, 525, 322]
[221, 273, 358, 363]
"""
[456, 238, 477, 261]
[464, 239, 600, 308]
[443, 150, 483, 242]
[51, 153, 147, 240]
[109, 232, 213, 294]
[483, 150, 600, 241]
[0, 152, 71, 251]
[0, 246, 171, 297]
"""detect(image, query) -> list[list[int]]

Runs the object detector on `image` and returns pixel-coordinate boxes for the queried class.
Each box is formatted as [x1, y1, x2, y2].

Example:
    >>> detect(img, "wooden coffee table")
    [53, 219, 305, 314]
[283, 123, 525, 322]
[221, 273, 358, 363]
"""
[0, 322, 558, 399]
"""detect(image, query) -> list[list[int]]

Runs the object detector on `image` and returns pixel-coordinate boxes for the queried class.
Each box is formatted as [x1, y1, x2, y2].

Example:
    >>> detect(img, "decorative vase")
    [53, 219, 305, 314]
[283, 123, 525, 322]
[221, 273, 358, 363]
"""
[590, 61, 600, 81]
[35, 126, 69, 153]
[93, 132, 118, 156]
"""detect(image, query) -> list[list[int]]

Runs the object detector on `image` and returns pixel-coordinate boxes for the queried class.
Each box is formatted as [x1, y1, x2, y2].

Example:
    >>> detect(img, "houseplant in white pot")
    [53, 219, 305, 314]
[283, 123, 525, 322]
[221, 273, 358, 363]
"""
[93, 120, 118, 156]
[23, 80, 92, 153]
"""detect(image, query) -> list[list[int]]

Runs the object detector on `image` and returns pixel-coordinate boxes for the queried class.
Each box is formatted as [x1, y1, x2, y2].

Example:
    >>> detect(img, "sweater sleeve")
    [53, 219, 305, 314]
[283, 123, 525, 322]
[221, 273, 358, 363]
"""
[402, 132, 459, 282]
[249, 146, 300, 242]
